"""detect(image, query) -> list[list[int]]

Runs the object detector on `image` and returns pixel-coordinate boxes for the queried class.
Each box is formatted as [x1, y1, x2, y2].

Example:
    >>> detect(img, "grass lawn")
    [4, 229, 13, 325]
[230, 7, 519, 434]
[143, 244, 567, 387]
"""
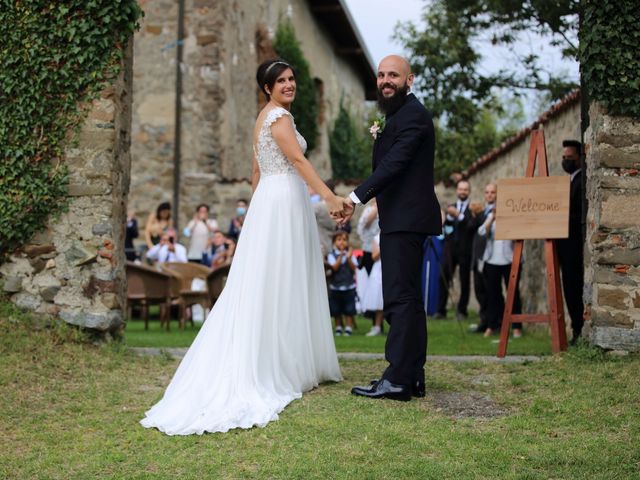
[2, 301, 639, 479]
[124, 311, 553, 356]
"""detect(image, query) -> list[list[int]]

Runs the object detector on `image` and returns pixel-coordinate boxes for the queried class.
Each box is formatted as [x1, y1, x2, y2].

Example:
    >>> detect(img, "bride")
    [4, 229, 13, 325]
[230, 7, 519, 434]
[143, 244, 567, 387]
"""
[140, 59, 344, 435]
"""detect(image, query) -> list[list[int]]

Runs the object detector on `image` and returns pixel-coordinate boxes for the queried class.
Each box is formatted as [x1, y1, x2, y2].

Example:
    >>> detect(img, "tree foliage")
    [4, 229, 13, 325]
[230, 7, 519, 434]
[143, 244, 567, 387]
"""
[273, 20, 319, 153]
[329, 100, 372, 180]
[0, 1, 142, 257]
[395, 0, 578, 180]
[580, 0, 640, 117]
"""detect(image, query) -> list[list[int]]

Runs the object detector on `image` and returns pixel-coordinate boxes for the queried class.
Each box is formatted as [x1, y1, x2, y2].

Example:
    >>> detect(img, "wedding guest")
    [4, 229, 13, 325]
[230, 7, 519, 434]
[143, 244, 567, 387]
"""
[439, 179, 475, 320]
[312, 180, 337, 257]
[558, 139, 585, 344]
[327, 231, 358, 336]
[145, 202, 171, 249]
[467, 183, 497, 333]
[227, 199, 248, 242]
[184, 204, 219, 263]
[356, 198, 381, 328]
[477, 190, 523, 338]
[208, 230, 235, 270]
[125, 210, 139, 261]
[146, 229, 187, 264]
[362, 234, 384, 336]
[356, 198, 380, 276]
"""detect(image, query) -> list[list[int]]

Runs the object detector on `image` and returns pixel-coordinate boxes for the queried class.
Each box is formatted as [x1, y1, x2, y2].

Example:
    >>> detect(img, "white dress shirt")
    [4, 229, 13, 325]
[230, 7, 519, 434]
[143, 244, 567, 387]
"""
[146, 242, 188, 263]
[446, 198, 469, 222]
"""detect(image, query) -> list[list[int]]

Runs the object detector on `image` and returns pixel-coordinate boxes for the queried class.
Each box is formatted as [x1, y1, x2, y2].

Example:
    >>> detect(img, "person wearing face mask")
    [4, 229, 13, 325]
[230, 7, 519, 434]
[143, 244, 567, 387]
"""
[228, 198, 248, 242]
[558, 139, 585, 344]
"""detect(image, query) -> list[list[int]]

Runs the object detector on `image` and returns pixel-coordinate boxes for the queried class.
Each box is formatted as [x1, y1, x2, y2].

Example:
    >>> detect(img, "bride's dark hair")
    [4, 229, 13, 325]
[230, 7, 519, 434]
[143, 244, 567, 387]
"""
[256, 59, 296, 100]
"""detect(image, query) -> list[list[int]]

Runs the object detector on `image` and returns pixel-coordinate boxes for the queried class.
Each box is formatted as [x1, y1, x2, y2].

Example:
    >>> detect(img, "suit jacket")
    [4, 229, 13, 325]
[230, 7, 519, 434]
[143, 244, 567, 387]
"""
[558, 170, 583, 257]
[354, 94, 441, 235]
[444, 203, 475, 258]
[470, 207, 491, 267]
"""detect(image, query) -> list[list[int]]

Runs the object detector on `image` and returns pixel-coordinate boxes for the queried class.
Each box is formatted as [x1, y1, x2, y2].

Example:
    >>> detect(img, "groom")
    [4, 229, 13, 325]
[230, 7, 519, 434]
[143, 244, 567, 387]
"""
[341, 55, 441, 401]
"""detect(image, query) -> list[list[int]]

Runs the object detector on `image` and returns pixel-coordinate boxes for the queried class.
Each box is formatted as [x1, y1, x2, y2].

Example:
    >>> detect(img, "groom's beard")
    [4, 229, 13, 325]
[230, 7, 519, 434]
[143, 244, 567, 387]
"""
[377, 83, 410, 115]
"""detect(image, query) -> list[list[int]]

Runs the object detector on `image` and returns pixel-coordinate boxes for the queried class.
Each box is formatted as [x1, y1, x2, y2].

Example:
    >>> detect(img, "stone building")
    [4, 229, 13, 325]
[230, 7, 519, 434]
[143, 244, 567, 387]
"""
[435, 90, 582, 318]
[129, 0, 375, 238]
[0, 46, 134, 336]
[584, 104, 640, 351]
[0, 0, 374, 337]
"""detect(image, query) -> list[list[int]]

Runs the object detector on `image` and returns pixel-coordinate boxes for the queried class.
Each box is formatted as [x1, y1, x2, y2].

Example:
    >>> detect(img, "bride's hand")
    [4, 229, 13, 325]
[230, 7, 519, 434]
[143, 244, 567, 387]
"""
[325, 194, 345, 219]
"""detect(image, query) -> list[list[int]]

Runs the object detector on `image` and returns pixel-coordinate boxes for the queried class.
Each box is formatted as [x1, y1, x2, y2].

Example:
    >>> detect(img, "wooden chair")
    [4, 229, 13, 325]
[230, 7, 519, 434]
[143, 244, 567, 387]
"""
[207, 264, 230, 307]
[126, 262, 176, 330]
[160, 262, 212, 329]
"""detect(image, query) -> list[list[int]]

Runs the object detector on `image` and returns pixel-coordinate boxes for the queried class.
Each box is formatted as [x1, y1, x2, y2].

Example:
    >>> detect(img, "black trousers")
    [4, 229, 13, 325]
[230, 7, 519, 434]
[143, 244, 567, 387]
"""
[454, 252, 472, 315]
[380, 232, 428, 385]
[473, 264, 488, 330]
[360, 251, 374, 275]
[437, 241, 453, 316]
[483, 263, 522, 331]
[437, 246, 471, 316]
[558, 240, 584, 337]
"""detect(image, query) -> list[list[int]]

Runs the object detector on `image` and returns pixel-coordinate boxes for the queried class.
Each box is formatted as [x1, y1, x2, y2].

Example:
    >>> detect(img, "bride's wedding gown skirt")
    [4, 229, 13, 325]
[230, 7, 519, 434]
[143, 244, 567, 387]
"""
[140, 173, 342, 435]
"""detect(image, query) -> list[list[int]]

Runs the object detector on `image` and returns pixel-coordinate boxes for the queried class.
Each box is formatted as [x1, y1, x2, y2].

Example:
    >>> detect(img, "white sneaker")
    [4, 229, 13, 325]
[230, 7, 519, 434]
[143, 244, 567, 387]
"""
[335, 327, 343, 336]
[344, 327, 353, 336]
[366, 326, 382, 337]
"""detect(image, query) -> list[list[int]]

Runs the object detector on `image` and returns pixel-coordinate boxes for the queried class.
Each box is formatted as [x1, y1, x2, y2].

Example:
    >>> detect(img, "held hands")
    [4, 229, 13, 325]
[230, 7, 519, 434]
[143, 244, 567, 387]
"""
[326, 195, 355, 225]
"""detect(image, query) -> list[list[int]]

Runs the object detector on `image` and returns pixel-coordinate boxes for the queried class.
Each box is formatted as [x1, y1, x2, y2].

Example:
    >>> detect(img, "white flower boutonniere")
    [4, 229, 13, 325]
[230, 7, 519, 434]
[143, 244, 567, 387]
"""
[369, 116, 385, 140]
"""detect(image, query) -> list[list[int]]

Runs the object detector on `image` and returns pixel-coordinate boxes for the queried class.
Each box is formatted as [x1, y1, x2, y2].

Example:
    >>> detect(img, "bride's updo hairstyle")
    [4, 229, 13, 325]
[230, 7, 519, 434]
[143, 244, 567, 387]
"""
[256, 59, 297, 101]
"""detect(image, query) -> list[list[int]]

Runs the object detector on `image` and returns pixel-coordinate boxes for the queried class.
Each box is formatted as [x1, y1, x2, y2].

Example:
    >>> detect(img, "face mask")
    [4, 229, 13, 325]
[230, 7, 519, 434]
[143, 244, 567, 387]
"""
[236, 207, 247, 216]
[562, 158, 578, 174]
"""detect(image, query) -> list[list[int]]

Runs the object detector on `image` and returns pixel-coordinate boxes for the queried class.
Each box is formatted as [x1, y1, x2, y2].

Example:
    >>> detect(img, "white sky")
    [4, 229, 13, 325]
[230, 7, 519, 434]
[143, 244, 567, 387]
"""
[343, 0, 580, 119]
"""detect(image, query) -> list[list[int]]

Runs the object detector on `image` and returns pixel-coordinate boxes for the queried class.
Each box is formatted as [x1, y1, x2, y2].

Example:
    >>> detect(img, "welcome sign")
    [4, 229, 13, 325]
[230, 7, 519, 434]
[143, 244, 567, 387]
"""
[495, 176, 570, 240]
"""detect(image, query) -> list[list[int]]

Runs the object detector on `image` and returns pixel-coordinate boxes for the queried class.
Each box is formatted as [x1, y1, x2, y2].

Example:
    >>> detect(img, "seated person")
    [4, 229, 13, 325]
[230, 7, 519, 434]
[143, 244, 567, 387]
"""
[208, 230, 236, 269]
[146, 229, 187, 264]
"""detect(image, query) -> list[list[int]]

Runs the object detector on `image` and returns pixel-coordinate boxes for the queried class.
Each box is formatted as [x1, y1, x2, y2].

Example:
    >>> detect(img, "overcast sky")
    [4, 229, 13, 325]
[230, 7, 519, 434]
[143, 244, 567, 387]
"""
[342, 0, 579, 118]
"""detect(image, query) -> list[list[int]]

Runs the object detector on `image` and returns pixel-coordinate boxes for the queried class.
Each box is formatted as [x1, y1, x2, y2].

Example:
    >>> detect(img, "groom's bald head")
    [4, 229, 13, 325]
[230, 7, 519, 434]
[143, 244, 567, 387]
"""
[376, 55, 414, 113]
[379, 55, 412, 76]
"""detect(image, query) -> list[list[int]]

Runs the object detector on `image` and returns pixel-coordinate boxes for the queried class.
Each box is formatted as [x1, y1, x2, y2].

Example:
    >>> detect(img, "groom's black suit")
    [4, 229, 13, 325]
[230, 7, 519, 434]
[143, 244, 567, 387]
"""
[354, 93, 441, 386]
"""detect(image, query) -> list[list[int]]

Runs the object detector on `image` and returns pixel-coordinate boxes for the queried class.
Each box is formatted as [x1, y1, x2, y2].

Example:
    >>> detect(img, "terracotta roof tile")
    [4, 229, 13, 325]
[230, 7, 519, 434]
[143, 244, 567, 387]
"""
[464, 89, 580, 177]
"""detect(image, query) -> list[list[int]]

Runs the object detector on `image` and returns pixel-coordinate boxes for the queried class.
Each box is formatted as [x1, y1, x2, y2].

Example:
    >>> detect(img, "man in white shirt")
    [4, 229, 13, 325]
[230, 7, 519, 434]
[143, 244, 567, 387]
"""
[146, 229, 188, 264]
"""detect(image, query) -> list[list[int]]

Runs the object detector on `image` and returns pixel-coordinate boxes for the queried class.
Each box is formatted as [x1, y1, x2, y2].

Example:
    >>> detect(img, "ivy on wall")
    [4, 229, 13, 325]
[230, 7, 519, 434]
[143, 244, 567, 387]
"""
[273, 19, 319, 153]
[329, 100, 372, 180]
[0, 1, 143, 257]
[581, 1, 640, 117]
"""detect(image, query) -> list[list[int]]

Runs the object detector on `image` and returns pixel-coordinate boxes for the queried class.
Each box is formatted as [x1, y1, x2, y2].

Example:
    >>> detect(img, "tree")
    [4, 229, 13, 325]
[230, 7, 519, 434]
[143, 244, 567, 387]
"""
[329, 100, 372, 180]
[394, 0, 578, 180]
[273, 20, 319, 153]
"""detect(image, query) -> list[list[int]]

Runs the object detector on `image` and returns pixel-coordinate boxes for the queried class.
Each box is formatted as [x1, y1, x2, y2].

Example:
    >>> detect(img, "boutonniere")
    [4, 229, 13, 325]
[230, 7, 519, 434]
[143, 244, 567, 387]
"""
[369, 116, 385, 140]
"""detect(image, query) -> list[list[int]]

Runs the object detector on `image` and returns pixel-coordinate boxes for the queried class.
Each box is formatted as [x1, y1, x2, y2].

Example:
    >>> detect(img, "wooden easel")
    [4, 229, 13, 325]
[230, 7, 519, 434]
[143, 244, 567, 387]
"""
[497, 129, 568, 357]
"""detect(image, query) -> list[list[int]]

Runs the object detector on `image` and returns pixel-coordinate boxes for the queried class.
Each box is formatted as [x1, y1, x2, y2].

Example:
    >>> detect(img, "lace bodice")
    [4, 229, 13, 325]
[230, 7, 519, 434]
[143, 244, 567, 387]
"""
[254, 107, 307, 177]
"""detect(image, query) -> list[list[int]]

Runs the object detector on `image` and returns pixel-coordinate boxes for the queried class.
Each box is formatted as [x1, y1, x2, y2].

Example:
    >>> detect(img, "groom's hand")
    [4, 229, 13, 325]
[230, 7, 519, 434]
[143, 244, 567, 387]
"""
[339, 197, 355, 226]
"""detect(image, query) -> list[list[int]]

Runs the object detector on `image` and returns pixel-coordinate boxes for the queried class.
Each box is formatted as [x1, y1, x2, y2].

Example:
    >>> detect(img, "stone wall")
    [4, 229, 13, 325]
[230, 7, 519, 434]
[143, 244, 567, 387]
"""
[129, 0, 371, 238]
[584, 102, 640, 351]
[129, 0, 178, 233]
[0, 45, 134, 336]
[440, 95, 581, 316]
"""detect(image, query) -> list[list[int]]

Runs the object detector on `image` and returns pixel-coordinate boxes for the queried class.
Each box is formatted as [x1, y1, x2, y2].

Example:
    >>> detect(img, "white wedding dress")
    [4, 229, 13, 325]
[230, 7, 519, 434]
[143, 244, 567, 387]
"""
[140, 107, 342, 435]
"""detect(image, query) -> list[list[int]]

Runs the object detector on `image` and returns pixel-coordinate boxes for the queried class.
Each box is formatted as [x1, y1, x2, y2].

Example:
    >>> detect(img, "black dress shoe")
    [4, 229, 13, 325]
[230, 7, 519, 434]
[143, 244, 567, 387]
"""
[352, 379, 412, 401]
[370, 378, 425, 398]
[412, 380, 425, 398]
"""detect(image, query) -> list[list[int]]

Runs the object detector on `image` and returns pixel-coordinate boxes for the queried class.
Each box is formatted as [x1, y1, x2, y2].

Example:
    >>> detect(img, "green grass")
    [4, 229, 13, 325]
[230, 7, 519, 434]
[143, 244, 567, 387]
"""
[1, 301, 639, 479]
[124, 311, 553, 356]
